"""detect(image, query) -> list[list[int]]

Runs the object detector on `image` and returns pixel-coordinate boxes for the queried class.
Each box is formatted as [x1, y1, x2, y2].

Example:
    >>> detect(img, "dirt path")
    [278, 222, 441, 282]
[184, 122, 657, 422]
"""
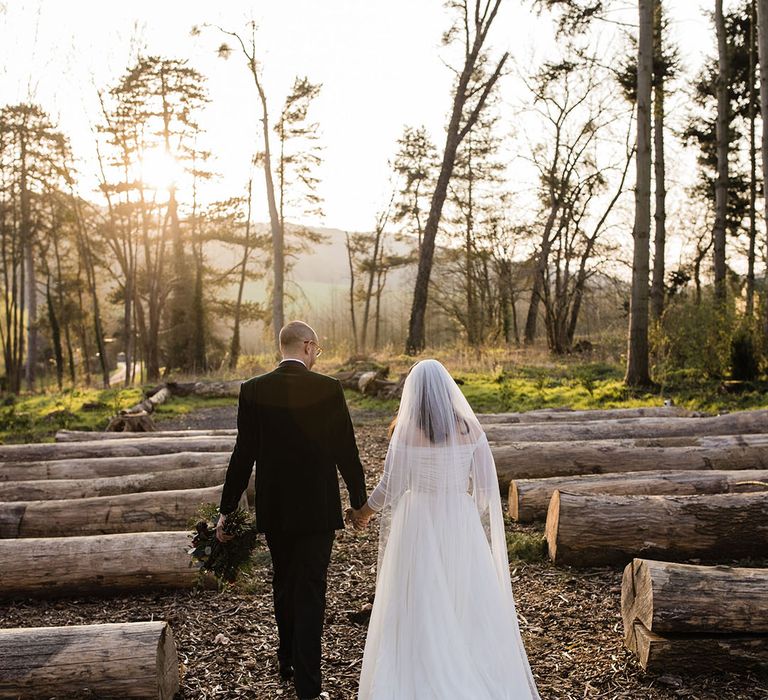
[1, 416, 765, 698]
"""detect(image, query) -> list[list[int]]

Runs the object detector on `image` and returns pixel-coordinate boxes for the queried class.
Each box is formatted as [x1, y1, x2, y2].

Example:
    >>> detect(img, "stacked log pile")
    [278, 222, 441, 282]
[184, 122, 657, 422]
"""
[0, 435, 248, 598]
[621, 559, 768, 671]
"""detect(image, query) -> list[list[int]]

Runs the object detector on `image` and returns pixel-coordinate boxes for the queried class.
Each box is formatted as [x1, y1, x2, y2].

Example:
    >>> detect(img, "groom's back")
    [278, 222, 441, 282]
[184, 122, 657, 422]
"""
[246, 362, 353, 532]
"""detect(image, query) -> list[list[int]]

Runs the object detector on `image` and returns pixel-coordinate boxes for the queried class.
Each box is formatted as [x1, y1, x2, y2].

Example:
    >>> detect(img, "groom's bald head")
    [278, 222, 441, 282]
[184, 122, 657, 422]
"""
[279, 320, 318, 354]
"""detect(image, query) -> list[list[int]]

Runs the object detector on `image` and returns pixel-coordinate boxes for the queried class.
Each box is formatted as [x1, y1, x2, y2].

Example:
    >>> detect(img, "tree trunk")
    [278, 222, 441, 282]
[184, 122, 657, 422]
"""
[650, 0, 667, 321]
[493, 434, 768, 487]
[625, 0, 654, 386]
[628, 620, 768, 672]
[0, 621, 179, 699]
[345, 233, 359, 353]
[0, 464, 243, 502]
[0, 532, 215, 599]
[510, 468, 768, 522]
[747, 0, 758, 316]
[0, 436, 235, 463]
[545, 491, 768, 567]
[20, 134, 37, 393]
[0, 451, 230, 483]
[756, 0, 768, 341]
[482, 409, 768, 444]
[713, 0, 729, 303]
[0, 485, 231, 538]
[622, 558, 768, 642]
[229, 178, 253, 371]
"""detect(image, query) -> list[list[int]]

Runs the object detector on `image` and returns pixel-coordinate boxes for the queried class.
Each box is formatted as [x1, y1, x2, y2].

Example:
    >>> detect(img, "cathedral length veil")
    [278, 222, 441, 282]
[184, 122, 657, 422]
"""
[361, 359, 540, 699]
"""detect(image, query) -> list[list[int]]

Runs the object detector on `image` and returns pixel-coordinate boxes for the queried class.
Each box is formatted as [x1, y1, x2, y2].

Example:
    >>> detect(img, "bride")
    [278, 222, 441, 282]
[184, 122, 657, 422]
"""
[349, 359, 540, 700]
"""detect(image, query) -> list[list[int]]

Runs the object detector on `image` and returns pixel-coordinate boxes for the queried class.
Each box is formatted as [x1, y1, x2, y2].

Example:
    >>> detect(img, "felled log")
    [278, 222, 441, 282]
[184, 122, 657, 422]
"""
[0, 485, 238, 538]
[56, 428, 237, 442]
[0, 531, 216, 598]
[118, 385, 172, 417]
[510, 468, 768, 522]
[492, 433, 768, 486]
[479, 406, 704, 423]
[544, 491, 768, 567]
[629, 621, 768, 672]
[0, 621, 179, 699]
[0, 435, 235, 463]
[483, 409, 768, 443]
[0, 451, 230, 482]
[165, 379, 242, 398]
[0, 464, 250, 502]
[621, 559, 768, 645]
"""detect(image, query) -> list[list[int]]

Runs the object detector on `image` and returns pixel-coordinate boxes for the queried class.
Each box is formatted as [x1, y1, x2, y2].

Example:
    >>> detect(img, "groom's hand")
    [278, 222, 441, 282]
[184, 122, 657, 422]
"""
[215, 514, 234, 543]
[345, 507, 368, 531]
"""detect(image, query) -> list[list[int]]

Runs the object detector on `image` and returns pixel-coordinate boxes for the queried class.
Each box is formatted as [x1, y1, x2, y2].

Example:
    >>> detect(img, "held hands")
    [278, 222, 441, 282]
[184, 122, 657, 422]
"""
[345, 502, 375, 531]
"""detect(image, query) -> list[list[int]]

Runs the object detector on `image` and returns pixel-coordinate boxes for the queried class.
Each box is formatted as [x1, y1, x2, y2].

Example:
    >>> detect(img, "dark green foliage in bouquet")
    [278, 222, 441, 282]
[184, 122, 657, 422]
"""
[188, 503, 260, 584]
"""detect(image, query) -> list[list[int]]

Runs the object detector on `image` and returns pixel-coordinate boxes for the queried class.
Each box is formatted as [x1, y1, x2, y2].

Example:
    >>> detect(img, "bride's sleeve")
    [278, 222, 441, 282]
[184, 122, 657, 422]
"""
[366, 443, 394, 512]
[469, 432, 496, 517]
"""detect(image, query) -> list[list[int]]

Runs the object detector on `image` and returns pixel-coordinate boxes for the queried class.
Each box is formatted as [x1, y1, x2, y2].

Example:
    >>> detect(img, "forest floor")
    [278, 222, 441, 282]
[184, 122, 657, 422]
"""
[2, 409, 767, 699]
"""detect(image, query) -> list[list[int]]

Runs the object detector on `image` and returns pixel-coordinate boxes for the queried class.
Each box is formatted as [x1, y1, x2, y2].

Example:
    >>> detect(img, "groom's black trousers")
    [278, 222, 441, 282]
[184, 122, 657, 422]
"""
[265, 529, 335, 699]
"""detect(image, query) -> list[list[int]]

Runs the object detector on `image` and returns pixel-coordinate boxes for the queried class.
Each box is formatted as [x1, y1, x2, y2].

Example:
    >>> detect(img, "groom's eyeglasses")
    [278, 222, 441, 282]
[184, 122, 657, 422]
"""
[304, 339, 322, 356]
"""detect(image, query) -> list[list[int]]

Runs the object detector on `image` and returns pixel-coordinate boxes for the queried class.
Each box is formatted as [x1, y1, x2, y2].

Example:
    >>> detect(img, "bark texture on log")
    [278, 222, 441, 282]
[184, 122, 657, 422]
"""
[0, 436, 235, 463]
[0, 485, 235, 538]
[621, 558, 768, 646]
[545, 491, 768, 566]
[56, 429, 236, 442]
[479, 406, 703, 423]
[0, 464, 247, 502]
[0, 532, 215, 598]
[630, 621, 768, 672]
[493, 434, 768, 486]
[0, 621, 179, 699]
[0, 451, 230, 483]
[510, 469, 768, 522]
[483, 409, 768, 443]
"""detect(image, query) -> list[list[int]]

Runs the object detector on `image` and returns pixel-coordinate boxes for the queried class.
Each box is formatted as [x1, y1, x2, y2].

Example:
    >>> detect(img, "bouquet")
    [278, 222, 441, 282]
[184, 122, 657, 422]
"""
[188, 503, 260, 584]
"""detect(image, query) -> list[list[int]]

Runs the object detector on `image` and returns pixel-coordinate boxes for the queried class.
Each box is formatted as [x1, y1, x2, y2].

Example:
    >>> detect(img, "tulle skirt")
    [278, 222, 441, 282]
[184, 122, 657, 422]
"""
[358, 490, 538, 700]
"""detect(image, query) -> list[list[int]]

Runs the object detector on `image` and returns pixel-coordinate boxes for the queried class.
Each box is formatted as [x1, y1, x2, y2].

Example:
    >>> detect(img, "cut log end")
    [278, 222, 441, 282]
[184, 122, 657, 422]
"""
[508, 481, 520, 521]
[544, 489, 561, 562]
[157, 623, 180, 700]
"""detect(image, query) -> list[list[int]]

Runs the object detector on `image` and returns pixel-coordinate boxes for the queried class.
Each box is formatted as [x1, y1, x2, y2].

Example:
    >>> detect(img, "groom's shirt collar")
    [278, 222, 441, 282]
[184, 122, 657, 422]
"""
[279, 358, 307, 368]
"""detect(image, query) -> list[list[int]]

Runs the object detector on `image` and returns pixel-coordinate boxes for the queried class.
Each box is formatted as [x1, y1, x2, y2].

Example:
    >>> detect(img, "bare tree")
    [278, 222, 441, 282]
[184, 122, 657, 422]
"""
[405, 0, 509, 354]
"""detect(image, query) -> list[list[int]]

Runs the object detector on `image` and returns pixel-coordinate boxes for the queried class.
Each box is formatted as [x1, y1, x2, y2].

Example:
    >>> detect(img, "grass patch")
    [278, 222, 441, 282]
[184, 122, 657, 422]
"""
[506, 530, 548, 563]
[0, 386, 237, 443]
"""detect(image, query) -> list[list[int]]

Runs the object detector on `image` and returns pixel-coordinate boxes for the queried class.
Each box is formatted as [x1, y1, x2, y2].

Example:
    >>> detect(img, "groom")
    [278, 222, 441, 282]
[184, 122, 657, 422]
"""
[216, 320, 368, 700]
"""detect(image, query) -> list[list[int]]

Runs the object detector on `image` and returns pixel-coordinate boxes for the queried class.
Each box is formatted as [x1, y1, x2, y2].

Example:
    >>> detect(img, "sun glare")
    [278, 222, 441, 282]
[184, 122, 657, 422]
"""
[138, 149, 183, 193]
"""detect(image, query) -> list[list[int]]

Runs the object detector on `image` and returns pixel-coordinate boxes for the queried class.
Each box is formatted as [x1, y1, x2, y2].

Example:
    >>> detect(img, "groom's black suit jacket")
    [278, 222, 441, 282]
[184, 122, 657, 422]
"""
[219, 360, 368, 533]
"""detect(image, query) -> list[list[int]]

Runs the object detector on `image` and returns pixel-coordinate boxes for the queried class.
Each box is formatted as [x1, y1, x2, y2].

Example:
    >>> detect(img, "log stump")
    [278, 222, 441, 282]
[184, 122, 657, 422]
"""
[621, 558, 768, 645]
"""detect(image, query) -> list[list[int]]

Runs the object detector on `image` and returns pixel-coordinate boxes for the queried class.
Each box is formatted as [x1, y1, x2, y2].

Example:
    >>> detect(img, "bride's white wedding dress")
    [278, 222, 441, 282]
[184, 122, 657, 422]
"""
[358, 360, 540, 700]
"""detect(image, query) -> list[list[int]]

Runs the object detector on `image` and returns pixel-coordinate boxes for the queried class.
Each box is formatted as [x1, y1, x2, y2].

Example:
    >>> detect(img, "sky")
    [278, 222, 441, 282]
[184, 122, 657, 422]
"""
[0, 1, 715, 234]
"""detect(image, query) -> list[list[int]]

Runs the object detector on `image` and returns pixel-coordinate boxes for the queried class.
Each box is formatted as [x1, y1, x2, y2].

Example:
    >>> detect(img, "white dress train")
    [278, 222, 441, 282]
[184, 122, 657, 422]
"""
[358, 433, 540, 700]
